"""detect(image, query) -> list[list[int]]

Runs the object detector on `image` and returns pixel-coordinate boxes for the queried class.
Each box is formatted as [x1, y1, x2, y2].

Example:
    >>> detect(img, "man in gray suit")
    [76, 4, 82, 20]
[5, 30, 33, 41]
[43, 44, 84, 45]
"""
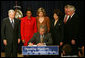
[1, 9, 21, 57]
[28, 25, 53, 46]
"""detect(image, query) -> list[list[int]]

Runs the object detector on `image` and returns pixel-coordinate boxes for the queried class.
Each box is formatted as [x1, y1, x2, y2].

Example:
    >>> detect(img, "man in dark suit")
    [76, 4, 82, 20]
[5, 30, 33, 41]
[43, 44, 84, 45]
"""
[63, 5, 80, 55]
[28, 25, 53, 46]
[1, 9, 21, 57]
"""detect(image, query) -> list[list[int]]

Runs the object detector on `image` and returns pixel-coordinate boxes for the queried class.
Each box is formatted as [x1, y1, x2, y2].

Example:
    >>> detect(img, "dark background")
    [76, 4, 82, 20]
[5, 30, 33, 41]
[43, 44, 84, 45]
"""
[1, 1, 85, 52]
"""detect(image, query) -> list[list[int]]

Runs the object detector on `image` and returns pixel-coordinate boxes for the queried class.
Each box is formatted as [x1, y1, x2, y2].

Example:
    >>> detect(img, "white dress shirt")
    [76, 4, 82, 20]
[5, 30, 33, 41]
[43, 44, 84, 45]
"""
[64, 13, 75, 22]
[54, 20, 58, 26]
[9, 17, 14, 23]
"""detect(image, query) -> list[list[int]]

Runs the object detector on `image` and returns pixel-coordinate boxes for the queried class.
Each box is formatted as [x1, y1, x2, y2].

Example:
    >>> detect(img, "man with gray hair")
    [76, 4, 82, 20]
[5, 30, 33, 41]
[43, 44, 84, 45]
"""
[1, 9, 21, 57]
[63, 4, 80, 56]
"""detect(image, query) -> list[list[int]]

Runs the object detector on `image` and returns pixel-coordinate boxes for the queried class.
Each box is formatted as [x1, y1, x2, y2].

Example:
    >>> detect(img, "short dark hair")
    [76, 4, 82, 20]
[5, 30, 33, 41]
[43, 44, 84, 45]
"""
[53, 9, 63, 18]
[40, 25, 47, 32]
[62, 44, 72, 55]
[26, 8, 32, 12]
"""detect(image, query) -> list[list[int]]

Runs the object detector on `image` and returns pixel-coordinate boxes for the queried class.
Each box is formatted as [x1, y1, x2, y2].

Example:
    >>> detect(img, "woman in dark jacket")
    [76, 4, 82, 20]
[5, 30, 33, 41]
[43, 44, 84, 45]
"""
[50, 9, 64, 57]
[50, 9, 64, 46]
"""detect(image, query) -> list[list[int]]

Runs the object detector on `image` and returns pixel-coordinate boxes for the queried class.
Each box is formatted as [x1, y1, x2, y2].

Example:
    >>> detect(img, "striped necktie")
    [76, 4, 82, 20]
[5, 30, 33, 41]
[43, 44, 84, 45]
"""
[11, 20, 14, 28]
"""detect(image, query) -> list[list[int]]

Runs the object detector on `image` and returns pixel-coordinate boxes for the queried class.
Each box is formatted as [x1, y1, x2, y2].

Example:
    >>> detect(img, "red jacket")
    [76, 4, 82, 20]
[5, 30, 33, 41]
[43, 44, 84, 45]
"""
[21, 16, 37, 46]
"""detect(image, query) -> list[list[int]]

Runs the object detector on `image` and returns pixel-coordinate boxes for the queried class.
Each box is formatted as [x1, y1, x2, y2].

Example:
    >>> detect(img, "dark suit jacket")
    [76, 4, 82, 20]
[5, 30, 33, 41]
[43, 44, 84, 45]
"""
[28, 32, 53, 45]
[50, 19, 64, 45]
[1, 17, 21, 47]
[63, 14, 80, 44]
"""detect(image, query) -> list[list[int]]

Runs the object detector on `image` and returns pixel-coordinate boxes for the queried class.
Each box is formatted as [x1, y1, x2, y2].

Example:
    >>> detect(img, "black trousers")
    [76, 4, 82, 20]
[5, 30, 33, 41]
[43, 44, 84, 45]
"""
[5, 42, 17, 57]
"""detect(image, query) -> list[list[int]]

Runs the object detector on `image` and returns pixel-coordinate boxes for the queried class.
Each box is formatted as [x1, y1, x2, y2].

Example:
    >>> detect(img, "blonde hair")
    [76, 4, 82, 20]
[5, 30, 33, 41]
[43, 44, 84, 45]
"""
[37, 7, 46, 16]
[64, 5, 76, 11]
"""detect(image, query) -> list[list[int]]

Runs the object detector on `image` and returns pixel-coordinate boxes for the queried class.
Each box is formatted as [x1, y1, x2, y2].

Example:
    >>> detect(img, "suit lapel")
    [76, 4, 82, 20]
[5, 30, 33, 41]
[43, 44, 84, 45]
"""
[66, 14, 75, 24]
[54, 20, 60, 30]
[7, 18, 14, 30]
[8, 18, 17, 30]
[13, 18, 18, 30]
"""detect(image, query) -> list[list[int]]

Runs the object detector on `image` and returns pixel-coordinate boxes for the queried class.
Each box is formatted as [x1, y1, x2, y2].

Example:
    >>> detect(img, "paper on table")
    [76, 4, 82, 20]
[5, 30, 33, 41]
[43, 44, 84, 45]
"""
[28, 45, 46, 46]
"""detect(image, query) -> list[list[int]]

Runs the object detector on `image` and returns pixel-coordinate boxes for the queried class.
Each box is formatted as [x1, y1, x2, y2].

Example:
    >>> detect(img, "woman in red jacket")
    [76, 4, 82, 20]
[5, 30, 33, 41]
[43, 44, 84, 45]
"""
[21, 8, 37, 46]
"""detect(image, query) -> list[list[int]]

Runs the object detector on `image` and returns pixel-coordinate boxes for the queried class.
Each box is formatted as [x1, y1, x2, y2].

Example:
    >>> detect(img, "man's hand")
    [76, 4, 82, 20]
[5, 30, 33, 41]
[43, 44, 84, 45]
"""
[71, 39, 76, 45]
[60, 42, 63, 47]
[18, 38, 20, 44]
[37, 43, 44, 46]
[22, 40, 25, 43]
[3, 40, 7, 46]
[28, 42, 33, 46]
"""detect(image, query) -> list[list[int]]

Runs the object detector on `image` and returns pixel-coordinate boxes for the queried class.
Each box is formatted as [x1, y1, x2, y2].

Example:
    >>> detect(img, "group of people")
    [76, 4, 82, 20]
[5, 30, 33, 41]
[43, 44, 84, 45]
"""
[1, 4, 84, 57]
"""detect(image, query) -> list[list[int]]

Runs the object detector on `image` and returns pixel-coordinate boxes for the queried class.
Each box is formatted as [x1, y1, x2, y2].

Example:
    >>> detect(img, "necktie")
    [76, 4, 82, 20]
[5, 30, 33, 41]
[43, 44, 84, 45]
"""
[64, 15, 68, 23]
[11, 20, 14, 28]
[40, 35, 43, 43]
[68, 16, 71, 20]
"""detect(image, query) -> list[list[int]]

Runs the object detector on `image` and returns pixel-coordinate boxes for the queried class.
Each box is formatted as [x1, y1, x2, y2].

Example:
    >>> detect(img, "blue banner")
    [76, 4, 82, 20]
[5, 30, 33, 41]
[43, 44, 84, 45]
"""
[22, 46, 59, 55]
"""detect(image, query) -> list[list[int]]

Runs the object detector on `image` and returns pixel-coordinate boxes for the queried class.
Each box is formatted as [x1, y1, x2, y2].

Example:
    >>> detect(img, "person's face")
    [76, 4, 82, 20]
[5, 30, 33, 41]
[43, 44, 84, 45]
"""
[53, 13, 58, 20]
[26, 11, 32, 17]
[39, 28, 45, 35]
[38, 12, 44, 17]
[65, 8, 68, 15]
[8, 12, 15, 19]
[65, 8, 74, 16]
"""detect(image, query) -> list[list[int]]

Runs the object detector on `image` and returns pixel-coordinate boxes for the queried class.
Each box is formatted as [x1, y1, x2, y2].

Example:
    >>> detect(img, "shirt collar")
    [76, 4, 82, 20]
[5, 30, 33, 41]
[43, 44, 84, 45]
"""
[40, 34, 44, 38]
[65, 15, 69, 17]
[70, 13, 75, 18]
[9, 17, 14, 23]
[65, 13, 75, 18]
[55, 19, 58, 22]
